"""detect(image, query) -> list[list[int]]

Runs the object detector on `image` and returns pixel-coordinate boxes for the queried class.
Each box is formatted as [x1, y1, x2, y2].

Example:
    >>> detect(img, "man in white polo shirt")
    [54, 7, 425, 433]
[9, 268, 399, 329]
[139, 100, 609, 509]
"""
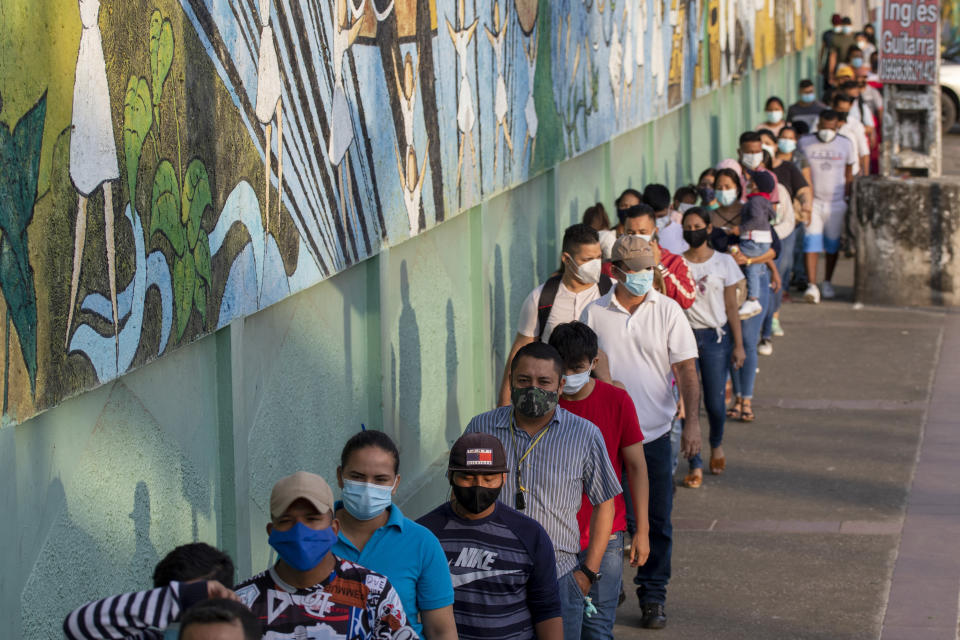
[580, 235, 701, 630]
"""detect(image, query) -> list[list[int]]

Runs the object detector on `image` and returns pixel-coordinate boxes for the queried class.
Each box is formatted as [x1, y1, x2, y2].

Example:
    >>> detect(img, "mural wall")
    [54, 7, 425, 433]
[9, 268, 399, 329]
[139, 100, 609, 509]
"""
[0, 0, 814, 424]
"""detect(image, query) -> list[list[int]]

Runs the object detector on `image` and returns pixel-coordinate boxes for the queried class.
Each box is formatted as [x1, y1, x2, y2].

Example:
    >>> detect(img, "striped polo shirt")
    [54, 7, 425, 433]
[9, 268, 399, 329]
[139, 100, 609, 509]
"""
[464, 405, 622, 576]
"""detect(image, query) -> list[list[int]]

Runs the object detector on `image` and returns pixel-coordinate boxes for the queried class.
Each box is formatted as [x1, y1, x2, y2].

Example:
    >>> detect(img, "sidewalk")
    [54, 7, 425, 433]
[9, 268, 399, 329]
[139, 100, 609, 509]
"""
[615, 257, 956, 639]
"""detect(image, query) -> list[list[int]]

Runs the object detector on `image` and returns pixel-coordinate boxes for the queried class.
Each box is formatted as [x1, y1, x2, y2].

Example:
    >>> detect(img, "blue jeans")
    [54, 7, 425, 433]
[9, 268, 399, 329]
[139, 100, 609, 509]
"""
[763, 226, 798, 338]
[688, 326, 732, 470]
[791, 223, 807, 286]
[633, 433, 673, 605]
[579, 531, 624, 640]
[739, 239, 771, 300]
[560, 569, 585, 640]
[731, 269, 769, 399]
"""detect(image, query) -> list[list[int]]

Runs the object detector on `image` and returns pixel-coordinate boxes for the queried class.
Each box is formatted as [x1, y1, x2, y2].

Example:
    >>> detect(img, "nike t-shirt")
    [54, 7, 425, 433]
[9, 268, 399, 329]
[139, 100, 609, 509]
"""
[417, 502, 561, 640]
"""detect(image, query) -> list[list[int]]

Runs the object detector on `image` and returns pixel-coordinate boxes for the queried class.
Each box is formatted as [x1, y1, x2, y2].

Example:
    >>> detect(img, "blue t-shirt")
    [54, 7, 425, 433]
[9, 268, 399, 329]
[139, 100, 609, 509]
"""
[333, 502, 454, 635]
[417, 501, 561, 640]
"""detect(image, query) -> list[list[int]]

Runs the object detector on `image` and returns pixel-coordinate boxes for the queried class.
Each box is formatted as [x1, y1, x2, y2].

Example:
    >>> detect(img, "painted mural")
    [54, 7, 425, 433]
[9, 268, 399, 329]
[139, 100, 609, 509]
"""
[0, 0, 814, 423]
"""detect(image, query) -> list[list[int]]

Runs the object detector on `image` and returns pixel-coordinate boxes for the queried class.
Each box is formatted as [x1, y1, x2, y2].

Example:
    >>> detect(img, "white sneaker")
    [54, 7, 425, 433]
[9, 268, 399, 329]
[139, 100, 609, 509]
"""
[739, 299, 763, 319]
[757, 339, 773, 356]
[804, 283, 821, 304]
[821, 281, 835, 299]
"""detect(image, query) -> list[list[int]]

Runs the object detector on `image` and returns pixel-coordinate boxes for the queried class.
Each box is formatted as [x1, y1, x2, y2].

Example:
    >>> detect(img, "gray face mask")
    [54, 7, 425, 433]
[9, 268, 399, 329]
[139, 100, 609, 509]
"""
[511, 386, 559, 418]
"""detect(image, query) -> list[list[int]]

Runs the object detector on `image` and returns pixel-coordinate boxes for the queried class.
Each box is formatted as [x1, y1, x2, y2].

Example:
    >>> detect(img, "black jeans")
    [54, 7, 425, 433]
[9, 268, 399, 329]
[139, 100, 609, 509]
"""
[633, 432, 673, 605]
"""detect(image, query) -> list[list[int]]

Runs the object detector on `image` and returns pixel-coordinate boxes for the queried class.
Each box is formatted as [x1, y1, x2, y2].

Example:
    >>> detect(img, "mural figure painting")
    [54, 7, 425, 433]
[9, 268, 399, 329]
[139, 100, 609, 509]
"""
[0, 0, 814, 424]
[67, 0, 120, 358]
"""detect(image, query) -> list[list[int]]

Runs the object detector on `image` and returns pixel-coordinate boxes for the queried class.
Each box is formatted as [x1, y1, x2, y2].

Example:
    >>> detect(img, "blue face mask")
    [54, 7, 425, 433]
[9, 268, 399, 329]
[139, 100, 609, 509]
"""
[778, 138, 797, 154]
[341, 479, 395, 520]
[620, 269, 654, 297]
[851, 57, 864, 68]
[800, 92, 816, 103]
[269, 521, 338, 571]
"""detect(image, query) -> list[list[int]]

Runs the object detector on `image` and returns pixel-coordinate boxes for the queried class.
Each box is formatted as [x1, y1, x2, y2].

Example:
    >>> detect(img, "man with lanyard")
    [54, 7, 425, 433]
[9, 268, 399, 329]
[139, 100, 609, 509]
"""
[498, 224, 614, 407]
[418, 433, 563, 640]
[465, 341, 621, 640]
[580, 235, 701, 630]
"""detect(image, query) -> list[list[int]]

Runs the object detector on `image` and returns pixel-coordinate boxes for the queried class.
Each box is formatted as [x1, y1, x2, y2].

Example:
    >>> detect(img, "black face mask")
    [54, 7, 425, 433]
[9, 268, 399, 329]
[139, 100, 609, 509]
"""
[452, 483, 502, 515]
[683, 228, 709, 248]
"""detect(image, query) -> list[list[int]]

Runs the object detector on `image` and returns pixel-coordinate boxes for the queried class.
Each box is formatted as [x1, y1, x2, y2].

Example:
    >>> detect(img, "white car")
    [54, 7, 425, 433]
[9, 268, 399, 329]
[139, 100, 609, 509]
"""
[942, 44, 960, 131]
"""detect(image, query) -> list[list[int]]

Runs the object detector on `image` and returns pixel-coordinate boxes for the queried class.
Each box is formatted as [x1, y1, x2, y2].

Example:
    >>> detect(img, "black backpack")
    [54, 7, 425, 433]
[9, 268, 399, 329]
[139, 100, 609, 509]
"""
[535, 273, 613, 341]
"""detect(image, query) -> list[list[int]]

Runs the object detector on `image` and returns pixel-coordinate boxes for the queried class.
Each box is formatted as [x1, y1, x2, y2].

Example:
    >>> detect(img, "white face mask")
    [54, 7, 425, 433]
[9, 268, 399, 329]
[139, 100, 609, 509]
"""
[766, 109, 783, 123]
[678, 202, 695, 213]
[741, 152, 763, 170]
[630, 232, 654, 242]
[569, 256, 602, 284]
[563, 369, 593, 395]
[717, 189, 738, 207]
[655, 216, 670, 230]
[762, 144, 777, 158]
[817, 129, 837, 143]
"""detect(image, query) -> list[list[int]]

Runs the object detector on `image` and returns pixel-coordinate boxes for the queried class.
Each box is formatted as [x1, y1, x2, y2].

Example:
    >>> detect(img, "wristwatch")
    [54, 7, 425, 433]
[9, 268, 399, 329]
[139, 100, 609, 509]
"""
[578, 563, 602, 584]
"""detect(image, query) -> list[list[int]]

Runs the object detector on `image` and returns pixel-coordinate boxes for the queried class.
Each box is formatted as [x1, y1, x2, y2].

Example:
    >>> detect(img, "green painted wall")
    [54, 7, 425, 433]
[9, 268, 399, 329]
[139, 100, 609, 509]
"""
[1, 37, 827, 639]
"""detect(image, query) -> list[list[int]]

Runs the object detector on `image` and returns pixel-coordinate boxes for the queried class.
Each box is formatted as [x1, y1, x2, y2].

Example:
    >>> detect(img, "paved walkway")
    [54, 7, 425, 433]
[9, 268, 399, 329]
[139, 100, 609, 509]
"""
[614, 257, 959, 639]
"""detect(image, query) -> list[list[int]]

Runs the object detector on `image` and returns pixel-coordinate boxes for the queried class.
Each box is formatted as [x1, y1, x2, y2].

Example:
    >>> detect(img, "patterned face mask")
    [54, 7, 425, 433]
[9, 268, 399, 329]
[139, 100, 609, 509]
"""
[511, 385, 559, 418]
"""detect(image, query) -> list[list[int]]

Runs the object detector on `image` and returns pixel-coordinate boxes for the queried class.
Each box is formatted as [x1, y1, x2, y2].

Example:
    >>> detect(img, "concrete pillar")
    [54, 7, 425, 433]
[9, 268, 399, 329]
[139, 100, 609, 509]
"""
[853, 175, 960, 305]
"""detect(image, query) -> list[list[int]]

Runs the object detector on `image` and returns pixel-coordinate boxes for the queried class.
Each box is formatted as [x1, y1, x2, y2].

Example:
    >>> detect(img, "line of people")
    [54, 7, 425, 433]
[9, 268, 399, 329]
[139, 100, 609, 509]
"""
[60, 79, 871, 640]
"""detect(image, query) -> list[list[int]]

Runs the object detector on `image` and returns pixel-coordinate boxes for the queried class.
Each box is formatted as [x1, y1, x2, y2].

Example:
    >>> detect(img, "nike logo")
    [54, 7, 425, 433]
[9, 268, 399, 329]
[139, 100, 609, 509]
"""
[451, 569, 522, 588]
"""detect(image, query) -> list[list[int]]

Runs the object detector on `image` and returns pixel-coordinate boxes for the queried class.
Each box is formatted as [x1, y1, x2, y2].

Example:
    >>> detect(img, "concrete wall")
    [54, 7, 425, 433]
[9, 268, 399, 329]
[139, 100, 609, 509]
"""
[0, 38, 827, 637]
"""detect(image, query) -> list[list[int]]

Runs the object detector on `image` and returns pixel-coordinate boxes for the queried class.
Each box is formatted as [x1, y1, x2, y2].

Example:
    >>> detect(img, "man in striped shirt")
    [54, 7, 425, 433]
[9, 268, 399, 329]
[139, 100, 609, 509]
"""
[418, 433, 562, 640]
[63, 542, 237, 639]
[464, 342, 621, 640]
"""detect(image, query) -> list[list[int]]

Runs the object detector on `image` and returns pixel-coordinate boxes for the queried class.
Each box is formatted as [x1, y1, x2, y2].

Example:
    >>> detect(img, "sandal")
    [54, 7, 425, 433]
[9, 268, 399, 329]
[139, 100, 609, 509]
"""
[683, 469, 703, 488]
[741, 402, 755, 422]
[709, 456, 726, 475]
[726, 398, 742, 420]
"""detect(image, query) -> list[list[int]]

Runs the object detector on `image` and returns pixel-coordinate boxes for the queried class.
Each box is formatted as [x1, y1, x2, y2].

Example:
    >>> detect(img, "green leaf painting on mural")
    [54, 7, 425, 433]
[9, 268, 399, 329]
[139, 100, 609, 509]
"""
[150, 160, 185, 256]
[0, 92, 47, 396]
[182, 159, 211, 248]
[149, 10, 174, 128]
[173, 251, 196, 340]
[123, 76, 153, 201]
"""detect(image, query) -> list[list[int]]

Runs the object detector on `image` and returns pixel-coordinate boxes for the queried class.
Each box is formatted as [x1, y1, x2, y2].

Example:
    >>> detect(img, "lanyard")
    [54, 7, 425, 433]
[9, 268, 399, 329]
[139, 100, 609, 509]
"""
[508, 411, 552, 497]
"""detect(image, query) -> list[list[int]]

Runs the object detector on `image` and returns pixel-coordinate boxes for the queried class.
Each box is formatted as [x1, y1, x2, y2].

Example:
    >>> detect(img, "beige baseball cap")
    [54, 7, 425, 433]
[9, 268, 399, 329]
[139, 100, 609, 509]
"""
[611, 235, 657, 271]
[270, 471, 334, 519]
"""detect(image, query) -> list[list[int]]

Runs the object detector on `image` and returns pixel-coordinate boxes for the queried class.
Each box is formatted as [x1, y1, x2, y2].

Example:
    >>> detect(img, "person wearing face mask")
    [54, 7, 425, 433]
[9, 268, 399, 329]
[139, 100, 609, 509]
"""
[827, 17, 857, 85]
[787, 79, 828, 132]
[332, 432, 457, 640]
[798, 110, 857, 303]
[464, 341, 621, 640]
[756, 96, 787, 135]
[498, 223, 614, 407]
[697, 168, 718, 209]
[776, 125, 814, 293]
[232, 471, 419, 639]
[418, 433, 563, 640]
[679, 208, 745, 488]
[580, 235, 701, 630]
[618, 197, 697, 310]
[854, 32, 875, 60]
[828, 93, 870, 176]
[549, 321, 650, 638]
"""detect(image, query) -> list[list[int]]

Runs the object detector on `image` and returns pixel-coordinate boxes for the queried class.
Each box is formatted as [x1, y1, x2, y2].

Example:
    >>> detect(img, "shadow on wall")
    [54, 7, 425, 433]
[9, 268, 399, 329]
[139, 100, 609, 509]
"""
[444, 299, 460, 444]
[491, 245, 506, 387]
[129, 481, 159, 581]
[397, 261, 421, 471]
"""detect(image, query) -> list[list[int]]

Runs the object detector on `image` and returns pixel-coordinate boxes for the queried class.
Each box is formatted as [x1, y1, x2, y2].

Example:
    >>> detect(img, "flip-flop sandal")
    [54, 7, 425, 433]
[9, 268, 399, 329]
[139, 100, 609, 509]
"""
[741, 406, 755, 422]
[726, 404, 742, 420]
